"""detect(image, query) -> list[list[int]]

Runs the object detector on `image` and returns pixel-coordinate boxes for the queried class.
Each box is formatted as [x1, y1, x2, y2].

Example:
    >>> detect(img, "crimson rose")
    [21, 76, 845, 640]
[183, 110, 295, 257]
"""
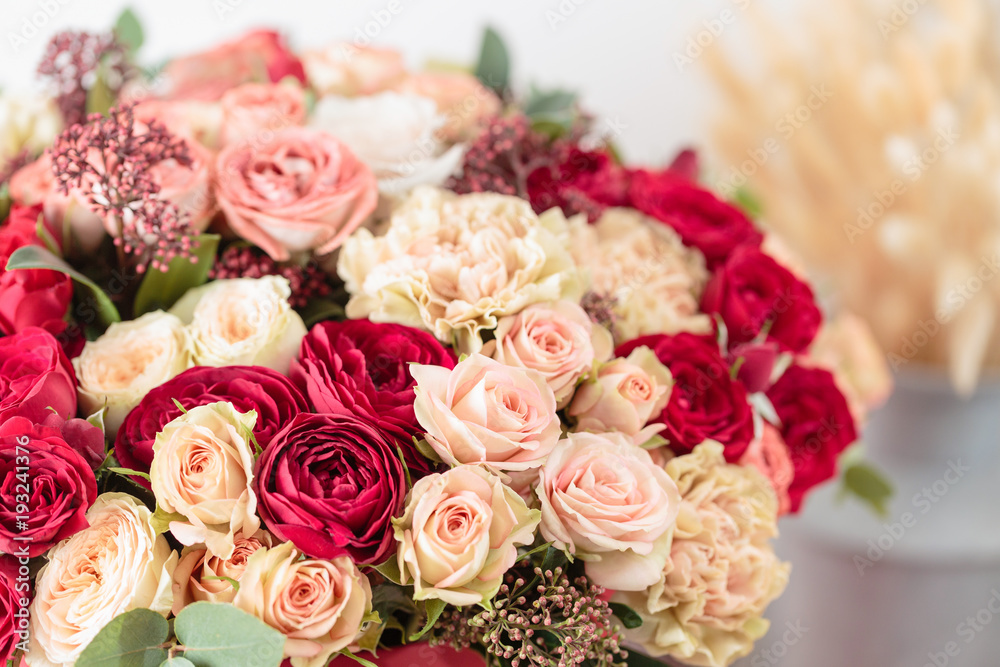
[617, 332, 754, 461]
[290, 319, 454, 476]
[767, 364, 858, 512]
[526, 148, 629, 221]
[115, 365, 308, 488]
[255, 411, 406, 565]
[0, 327, 77, 425]
[0, 557, 25, 665]
[627, 169, 762, 268]
[702, 246, 822, 353]
[0, 417, 98, 557]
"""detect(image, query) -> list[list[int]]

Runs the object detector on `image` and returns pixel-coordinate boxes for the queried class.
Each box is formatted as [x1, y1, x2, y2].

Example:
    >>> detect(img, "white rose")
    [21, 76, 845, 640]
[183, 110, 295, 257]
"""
[74, 311, 193, 435]
[0, 93, 61, 166]
[170, 276, 307, 373]
[26, 493, 177, 667]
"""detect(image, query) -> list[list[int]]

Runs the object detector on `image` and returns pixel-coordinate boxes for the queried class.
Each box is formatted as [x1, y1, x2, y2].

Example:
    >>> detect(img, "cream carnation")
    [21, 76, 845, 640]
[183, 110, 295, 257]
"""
[339, 186, 583, 352]
[26, 494, 177, 667]
[0, 93, 61, 168]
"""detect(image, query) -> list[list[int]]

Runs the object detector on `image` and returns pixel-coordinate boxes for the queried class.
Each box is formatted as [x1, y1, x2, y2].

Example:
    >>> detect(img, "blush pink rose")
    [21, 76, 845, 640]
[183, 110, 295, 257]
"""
[411, 354, 561, 472]
[147, 131, 217, 232]
[302, 43, 405, 96]
[133, 98, 224, 149]
[393, 71, 501, 142]
[219, 82, 306, 147]
[740, 425, 794, 516]
[214, 127, 377, 260]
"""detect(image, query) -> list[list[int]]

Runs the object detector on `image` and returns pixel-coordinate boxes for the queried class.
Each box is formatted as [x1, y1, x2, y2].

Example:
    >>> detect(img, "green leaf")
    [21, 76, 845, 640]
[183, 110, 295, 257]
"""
[731, 186, 762, 219]
[35, 214, 61, 256]
[86, 60, 117, 117]
[174, 602, 284, 667]
[77, 608, 169, 667]
[840, 461, 894, 517]
[524, 87, 577, 118]
[608, 602, 643, 629]
[86, 407, 107, 434]
[624, 650, 673, 667]
[474, 27, 510, 95]
[408, 598, 447, 642]
[0, 182, 10, 223]
[337, 649, 377, 667]
[6, 245, 121, 327]
[150, 506, 186, 535]
[133, 234, 219, 315]
[200, 575, 239, 593]
[372, 557, 403, 585]
[159, 660, 196, 667]
[298, 298, 345, 327]
[109, 467, 151, 482]
[114, 8, 145, 53]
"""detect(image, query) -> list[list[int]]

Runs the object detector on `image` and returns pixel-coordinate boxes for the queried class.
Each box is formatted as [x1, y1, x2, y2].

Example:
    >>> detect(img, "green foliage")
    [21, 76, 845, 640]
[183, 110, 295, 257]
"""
[841, 460, 894, 517]
[408, 598, 447, 642]
[608, 602, 643, 629]
[114, 8, 145, 54]
[173, 602, 284, 667]
[474, 27, 510, 95]
[133, 234, 220, 315]
[76, 609, 169, 667]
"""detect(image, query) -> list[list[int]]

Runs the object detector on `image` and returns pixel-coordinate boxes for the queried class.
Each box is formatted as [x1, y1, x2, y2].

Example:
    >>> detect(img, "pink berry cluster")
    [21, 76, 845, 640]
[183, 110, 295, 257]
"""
[37, 31, 129, 127]
[210, 245, 331, 307]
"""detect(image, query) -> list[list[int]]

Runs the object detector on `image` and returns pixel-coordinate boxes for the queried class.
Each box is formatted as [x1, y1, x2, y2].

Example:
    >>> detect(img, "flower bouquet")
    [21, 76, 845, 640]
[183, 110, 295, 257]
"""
[0, 12, 889, 667]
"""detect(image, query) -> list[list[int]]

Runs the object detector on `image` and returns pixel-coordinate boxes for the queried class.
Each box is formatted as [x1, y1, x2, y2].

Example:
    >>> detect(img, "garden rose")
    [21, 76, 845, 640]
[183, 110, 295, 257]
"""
[171, 529, 276, 613]
[290, 319, 454, 476]
[133, 98, 224, 149]
[617, 333, 754, 461]
[740, 425, 794, 516]
[116, 365, 307, 488]
[617, 442, 789, 667]
[26, 494, 177, 667]
[701, 246, 822, 353]
[0, 557, 23, 665]
[145, 130, 217, 232]
[568, 346, 673, 439]
[766, 364, 858, 512]
[255, 412, 406, 564]
[214, 127, 377, 260]
[219, 82, 306, 147]
[482, 300, 613, 408]
[0, 417, 97, 557]
[412, 354, 561, 472]
[171, 276, 307, 373]
[150, 402, 260, 559]
[73, 310, 193, 435]
[394, 464, 540, 606]
[234, 541, 372, 667]
[526, 148, 630, 221]
[393, 71, 501, 142]
[535, 431, 680, 591]
[302, 43, 405, 96]
[0, 327, 77, 424]
[339, 187, 582, 352]
[9, 155, 101, 253]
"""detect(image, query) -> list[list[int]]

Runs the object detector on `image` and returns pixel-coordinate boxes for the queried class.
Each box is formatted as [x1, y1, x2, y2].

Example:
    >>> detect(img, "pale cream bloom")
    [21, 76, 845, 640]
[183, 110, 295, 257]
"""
[171, 529, 276, 613]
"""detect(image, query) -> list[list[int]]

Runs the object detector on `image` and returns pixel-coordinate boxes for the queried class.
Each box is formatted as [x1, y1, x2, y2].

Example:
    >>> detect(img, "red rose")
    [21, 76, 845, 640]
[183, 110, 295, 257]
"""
[0, 327, 77, 425]
[255, 412, 406, 565]
[728, 340, 781, 394]
[766, 364, 858, 512]
[0, 204, 72, 336]
[526, 148, 629, 221]
[290, 319, 454, 477]
[115, 365, 308, 488]
[702, 246, 822, 353]
[0, 417, 98, 557]
[617, 332, 754, 461]
[0, 556, 26, 664]
[328, 644, 486, 667]
[627, 169, 762, 268]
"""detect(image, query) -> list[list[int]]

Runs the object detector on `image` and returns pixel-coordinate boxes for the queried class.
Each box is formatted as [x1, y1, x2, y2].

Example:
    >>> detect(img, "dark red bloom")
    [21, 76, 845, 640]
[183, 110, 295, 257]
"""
[328, 644, 486, 667]
[728, 340, 781, 394]
[0, 417, 98, 557]
[0, 556, 26, 664]
[115, 365, 308, 488]
[0, 327, 77, 425]
[701, 246, 822, 353]
[526, 148, 629, 221]
[767, 364, 858, 512]
[255, 412, 406, 565]
[617, 332, 753, 461]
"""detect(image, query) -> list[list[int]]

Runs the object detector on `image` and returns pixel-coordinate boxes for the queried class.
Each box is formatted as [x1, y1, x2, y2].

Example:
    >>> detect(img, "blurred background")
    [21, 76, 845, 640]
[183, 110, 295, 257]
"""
[4, 1, 999, 665]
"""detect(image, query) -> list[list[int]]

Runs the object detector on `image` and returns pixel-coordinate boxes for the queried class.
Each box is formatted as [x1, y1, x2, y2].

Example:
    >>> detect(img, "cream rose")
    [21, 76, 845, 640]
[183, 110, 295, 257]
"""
[170, 276, 307, 373]
[570, 208, 711, 342]
[393, 71, 501, 142]
[617, 441, 790, 667]
[26, 493, 177, 667]
[412, 353, 561, 472]
[339, 186, 583, 352]
[171, 529, 276, 614]
[0, 93, 60, 167]
[309, 92, 465, 196]
[482, 300, 613, 409]
[220, 82, 306, 147]
[233, 541, 373, 667]
[535, 431, 680, 592]
[568, 345, 673, 438]
[394, 464, 540, 606]
[302, 43, 405, 96]
[74, 311, 193, 435]
[151, 402, 260, 559]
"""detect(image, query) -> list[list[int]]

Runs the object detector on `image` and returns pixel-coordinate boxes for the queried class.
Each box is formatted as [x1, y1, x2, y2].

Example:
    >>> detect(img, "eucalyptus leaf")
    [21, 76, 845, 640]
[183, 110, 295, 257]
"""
[408, 597, 447, 642]
[114, 8, 145, 53]
[133, 234, 219, 315]
[77, 608, 169, 667]
[159, 659, 196, 667]
[474, 27, 509, 95]
[841, 461, 894, 517]
[174, 602, 284, 667]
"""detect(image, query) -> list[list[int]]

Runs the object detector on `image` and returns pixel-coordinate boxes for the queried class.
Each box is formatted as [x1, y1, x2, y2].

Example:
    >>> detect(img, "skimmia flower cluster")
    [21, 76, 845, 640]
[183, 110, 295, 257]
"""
[37, 31, 129, 127]
[210, 245, 331, 307]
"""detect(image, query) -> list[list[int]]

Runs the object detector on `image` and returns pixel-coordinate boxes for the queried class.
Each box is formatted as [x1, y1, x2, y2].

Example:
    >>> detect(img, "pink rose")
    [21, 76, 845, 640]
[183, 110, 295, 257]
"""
[171, 529, 276, 614]
[133, 99, 224, 149]
[214, 127, 377, 260]
[568, 346, 673, 439]
[482, 301, 613, 408]
[147, 131, 217, 232]
[411, 354, 561, 472]
[302, 43, 405, 96]
[219, 82, 306, 147]
[740, 425, 794, 516]
[535, 431, 680, 591]
[393, 71, 501, 142]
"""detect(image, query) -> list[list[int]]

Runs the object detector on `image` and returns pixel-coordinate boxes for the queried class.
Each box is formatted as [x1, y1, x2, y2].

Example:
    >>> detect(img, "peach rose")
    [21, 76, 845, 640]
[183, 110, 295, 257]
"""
[150, 402, 260, 559]
[535, 431, 680, 591]
[26, 493, 177, 667]
[617, 441, 790, 667]
[133, 98, 224, 149]
[568, 345, 673, 439]
[394, 71, 501, 142]
[482, 300, 614, 409]
[740, 425, 794, 516]
[220, 82, 306, 147]
[147, 130, 217, 232]
[171, 529, 276, 614]
[412, 354, 561, 472]
[233, 541, 373, 667]
[73, 311, 193, 435]
[394, 464, 540, 606]
[170, 276, 306, 373]
[302, 43, 405, 96]
[214, 127, 377, 260]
